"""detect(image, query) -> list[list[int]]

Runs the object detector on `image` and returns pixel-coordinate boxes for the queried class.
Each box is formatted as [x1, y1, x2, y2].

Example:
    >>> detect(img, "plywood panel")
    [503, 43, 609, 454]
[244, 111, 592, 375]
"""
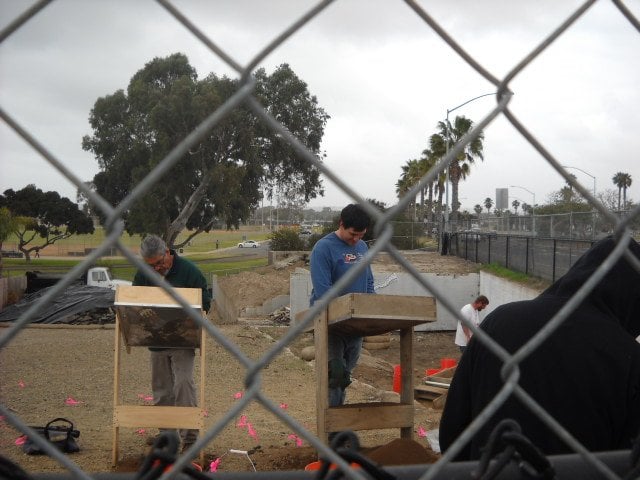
[114, 286, 203, 348]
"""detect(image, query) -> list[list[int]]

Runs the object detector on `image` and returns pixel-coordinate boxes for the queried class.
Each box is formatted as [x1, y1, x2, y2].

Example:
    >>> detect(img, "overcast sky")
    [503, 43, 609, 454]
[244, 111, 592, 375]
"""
[1, 0, 638, 214]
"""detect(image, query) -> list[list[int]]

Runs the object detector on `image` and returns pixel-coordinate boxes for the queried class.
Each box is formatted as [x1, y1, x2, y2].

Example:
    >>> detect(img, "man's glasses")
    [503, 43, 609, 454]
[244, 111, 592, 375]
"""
[146, 252, 166, 269]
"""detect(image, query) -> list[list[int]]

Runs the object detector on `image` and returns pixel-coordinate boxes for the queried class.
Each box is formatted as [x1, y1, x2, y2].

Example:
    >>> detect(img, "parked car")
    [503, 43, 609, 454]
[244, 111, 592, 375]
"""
[238, 240, 259, 248]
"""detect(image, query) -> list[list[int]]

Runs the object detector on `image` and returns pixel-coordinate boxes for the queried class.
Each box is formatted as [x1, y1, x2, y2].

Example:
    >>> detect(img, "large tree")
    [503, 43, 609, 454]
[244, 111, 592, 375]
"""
[0, 185, 94, 261]
[429, 116, 484, 221]
[612, 172, 632, 211]
[83, 53, 329, 246]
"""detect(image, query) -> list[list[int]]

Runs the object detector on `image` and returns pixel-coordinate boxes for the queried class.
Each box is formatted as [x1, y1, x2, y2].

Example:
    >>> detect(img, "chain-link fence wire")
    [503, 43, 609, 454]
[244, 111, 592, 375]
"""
[2, 0, 640, 478]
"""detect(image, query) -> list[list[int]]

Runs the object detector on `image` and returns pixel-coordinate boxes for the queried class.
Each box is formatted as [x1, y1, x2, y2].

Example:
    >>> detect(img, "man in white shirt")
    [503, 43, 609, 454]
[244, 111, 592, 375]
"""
[455, 295, 489, 353]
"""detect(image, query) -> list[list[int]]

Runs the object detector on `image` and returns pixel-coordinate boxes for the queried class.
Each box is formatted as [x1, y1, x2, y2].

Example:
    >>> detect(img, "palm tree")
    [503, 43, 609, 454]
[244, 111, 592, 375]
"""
[484, 197, 493, 214]
[511, 199, 520, 214]
[396, 158, 428, 219]
[429, 115, 485, 221]
[474, 204, 483, 216]
[612, 172, 632, 211]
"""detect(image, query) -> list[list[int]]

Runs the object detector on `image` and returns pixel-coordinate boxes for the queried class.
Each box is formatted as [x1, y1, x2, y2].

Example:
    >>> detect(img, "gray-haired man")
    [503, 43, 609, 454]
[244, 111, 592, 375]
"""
[133, 235, 211, 452]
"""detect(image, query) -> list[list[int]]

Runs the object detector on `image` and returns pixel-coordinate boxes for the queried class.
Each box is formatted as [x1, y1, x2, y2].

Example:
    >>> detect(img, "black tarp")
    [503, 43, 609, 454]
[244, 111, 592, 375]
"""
[0, 285, 115, 324]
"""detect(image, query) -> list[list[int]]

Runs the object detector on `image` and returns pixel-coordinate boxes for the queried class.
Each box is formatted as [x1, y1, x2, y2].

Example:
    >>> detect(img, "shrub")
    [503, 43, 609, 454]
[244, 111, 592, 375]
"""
[268, 228, 306, 251]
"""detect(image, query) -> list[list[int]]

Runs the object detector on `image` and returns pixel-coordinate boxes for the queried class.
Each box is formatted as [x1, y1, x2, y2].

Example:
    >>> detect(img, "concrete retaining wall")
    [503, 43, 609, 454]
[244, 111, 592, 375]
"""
[290, 269, 543, 331]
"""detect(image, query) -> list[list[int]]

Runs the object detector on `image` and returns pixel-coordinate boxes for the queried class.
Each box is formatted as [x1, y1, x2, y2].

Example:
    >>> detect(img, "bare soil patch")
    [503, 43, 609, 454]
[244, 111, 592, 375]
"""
[1, 251, 473, 474]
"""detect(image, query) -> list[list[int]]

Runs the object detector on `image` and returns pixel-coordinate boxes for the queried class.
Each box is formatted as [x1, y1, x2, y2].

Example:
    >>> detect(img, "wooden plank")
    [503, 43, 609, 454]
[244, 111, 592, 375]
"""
[315, 309, 329, 444]
[115, 285, 201, 307]
[415, 385, 448, 395]
[114, 406, 204, 429]
[399, 328, 413, 439]
[432, 392, 448, 410]
[297, 294, 437, 336]
[414, 385, 448, 401]
[325, 403, 414, 431]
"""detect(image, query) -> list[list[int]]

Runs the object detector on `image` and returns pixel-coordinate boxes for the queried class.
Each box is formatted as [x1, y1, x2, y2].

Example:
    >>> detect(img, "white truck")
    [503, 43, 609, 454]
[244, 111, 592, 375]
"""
[26, 267, 132, 293]
[85, 267, 132, 290]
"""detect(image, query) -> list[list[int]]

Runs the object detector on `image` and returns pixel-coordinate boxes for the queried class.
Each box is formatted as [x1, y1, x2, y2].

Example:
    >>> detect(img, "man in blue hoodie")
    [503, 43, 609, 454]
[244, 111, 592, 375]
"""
[440, 235, 640, 459]
[309, 204, 375, 407]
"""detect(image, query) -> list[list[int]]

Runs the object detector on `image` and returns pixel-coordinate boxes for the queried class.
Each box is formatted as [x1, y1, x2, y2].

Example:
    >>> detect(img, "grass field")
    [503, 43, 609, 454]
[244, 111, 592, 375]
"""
[3, 226, 271, 256]
[1, 227, 272, 281]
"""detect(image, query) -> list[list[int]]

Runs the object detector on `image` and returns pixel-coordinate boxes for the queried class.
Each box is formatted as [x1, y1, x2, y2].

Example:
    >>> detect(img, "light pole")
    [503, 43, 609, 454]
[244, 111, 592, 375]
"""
[561, 165, 596, 198]
[443, 92, 495, 237]
[562, 165, 597, 239]
[510, 185, 536, 236]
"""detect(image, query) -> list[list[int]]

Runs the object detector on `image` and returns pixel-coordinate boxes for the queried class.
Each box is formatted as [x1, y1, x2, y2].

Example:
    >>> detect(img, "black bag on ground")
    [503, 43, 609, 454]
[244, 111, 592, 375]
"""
[22, 418, 80, 455]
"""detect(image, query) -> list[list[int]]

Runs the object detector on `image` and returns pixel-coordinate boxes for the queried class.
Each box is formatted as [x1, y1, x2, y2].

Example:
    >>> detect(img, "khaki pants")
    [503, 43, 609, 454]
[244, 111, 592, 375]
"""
[150, 349, 198, 444]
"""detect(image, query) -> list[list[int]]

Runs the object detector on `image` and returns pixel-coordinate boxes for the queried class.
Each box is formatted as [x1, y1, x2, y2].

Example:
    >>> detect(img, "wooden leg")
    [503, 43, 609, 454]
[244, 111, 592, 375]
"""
[315, 308, 329, 445]
[399, 327, 414, 439]
[112, 314, 122, 466]
[199, 325, 206, 467]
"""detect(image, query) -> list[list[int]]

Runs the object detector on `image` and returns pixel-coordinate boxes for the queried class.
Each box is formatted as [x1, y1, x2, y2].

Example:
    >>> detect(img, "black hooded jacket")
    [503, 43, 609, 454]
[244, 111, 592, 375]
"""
[439, 236, 640, 460]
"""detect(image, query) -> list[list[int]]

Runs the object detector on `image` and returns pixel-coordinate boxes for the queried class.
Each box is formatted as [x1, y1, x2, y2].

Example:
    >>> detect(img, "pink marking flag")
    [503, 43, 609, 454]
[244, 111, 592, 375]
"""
[65, 396, 82, 406]
[247, 423, 258, 441]
[236, 415, 247, 428]
[209, 458, 221, 472]
[18, 380, 26, 388]
[233, 391, 243, 400]
[417, 426, 427, 438]
[15, 435, 27, 446]
[202, 409, 209, 418]
[135, 429, 146, 436]
[279, 403, 288, 409]
[288, 434, 303, 447]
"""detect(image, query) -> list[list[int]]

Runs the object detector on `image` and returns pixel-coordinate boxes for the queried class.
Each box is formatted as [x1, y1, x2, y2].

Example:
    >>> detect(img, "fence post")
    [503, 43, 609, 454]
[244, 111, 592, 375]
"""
[525, 237, 530, 275]
[505, 235, 510, 269]
[552, 239, 557, 283]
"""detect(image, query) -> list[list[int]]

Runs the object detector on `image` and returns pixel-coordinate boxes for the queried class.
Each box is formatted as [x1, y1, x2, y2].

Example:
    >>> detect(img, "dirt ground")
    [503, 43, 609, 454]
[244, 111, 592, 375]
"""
[0, 251, 478, 474]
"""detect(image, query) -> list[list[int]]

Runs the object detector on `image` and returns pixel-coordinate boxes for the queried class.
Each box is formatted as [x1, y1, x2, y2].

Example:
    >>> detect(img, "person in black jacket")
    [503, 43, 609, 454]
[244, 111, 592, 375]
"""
[440, 235, 640, 459]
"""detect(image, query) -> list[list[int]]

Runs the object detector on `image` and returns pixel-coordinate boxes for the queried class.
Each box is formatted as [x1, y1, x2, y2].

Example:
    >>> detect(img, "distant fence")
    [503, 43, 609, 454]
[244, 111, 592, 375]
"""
[449, 209, 639, 241]
[449, 232, 595, 283]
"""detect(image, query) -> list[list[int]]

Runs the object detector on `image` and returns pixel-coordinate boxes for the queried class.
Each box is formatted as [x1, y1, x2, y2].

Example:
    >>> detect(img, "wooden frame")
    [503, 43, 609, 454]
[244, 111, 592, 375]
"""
[112, 286, 206, 466]
[302, 293, 436, 444]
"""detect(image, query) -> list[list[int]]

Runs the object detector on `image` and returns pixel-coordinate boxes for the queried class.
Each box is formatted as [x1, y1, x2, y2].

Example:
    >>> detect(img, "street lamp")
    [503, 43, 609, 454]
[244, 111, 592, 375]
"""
[561, 165, 596, 198]
[562, 165, 597, 239]
[444, 92, 495, 235]
[510, 185, 536, 235]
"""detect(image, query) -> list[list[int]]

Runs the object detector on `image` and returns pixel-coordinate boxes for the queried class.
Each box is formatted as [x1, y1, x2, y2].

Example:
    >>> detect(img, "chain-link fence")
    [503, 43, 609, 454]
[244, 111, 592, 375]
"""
[451, 210, 640, 241]
[450, 233, 597, 283]
[2, 1, 640, 479]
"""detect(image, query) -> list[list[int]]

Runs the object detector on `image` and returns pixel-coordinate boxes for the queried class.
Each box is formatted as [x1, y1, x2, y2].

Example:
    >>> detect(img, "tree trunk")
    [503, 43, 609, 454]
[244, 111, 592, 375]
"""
[165, 171, 214, 246]
[450, 178, 460, 223]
